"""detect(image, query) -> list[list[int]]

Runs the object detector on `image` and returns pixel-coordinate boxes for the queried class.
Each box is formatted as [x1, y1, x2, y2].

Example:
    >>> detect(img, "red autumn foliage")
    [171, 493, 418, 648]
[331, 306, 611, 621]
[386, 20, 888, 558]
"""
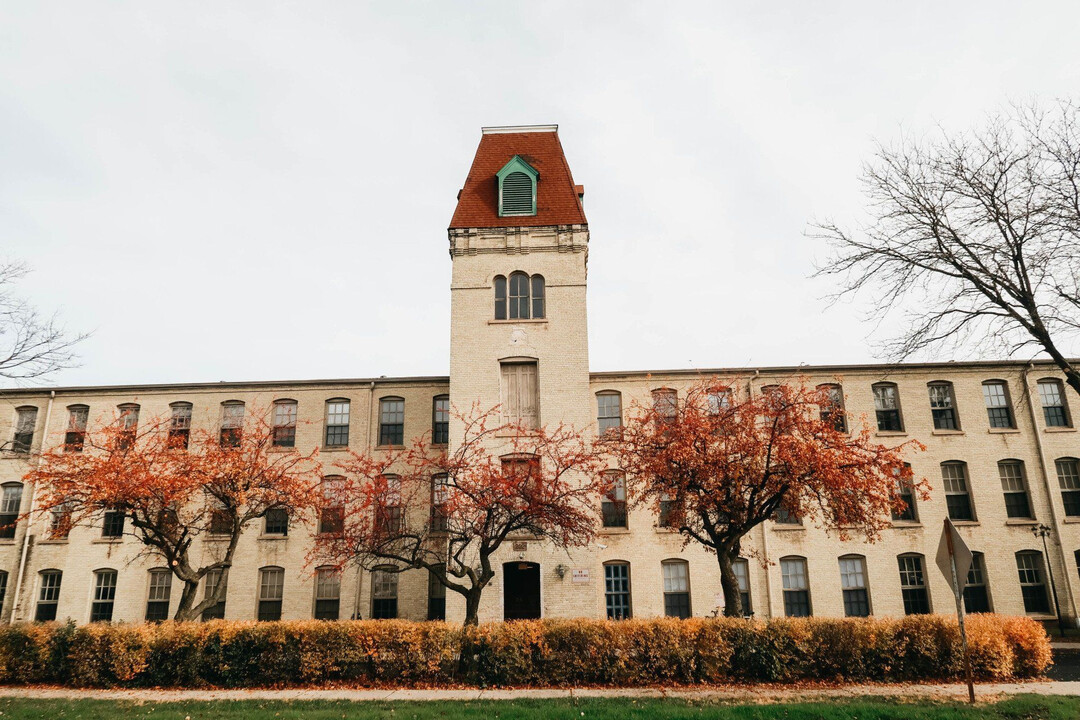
[24, 406, 323, 620]
[311, 403, 610, 626]
[602, 377, 926, 617]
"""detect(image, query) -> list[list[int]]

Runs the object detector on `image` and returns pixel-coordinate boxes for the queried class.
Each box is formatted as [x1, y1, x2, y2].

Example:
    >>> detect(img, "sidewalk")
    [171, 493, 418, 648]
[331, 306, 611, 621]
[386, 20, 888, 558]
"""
[0, 681, 1078, 704]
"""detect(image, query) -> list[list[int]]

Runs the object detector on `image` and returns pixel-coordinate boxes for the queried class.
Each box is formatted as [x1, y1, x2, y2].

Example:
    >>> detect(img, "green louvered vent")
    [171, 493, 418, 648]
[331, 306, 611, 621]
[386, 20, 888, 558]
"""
[501, 171, 534, 215]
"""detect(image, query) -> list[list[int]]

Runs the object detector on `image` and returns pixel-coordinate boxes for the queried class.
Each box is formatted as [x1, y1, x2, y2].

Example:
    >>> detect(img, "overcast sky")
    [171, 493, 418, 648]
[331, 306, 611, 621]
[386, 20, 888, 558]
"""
[2, 2, 1079, 388]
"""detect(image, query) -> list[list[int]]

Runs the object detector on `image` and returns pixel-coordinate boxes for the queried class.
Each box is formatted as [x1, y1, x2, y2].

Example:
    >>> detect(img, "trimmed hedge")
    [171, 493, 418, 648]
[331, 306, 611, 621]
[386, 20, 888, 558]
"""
[0, 614, 1050, 688]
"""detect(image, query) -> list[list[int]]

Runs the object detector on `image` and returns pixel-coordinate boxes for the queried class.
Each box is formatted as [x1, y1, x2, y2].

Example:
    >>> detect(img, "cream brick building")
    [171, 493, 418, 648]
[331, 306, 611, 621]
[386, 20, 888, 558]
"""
[1, 125, 1080, 628]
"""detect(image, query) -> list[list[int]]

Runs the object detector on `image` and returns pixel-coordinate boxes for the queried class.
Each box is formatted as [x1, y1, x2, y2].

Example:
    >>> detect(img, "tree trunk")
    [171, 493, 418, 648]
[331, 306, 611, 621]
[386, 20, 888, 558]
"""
[173, 579, 202, 622]
[463, 589, 482, 627]
[716, 550, 743, 618]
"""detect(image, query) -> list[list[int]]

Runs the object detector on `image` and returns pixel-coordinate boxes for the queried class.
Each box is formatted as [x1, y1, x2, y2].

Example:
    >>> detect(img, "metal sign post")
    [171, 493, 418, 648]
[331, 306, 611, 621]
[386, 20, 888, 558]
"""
[936, 517, 975, 704]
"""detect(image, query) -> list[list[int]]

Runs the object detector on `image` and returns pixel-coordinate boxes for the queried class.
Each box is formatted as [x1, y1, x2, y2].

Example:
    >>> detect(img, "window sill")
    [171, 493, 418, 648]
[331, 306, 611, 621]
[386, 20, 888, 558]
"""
[599, 527, 631, 535]
[204, 534, 231, 542]
[1043, 427, 1077, 433]
[771, 524, 806, 531]
[950, 520, 979, 527]
[0, 453, 32, 461]
[988, 428, 1021, 434]
[431, 443, 448, 448]
[488, 319, 548, 325]
[1062, 516, 1080, 524]
[320, 446, 350, 453]
[875, 431, 908, 438]
[890, 521, 922, 528]
[931, 430, 965, 436]
[1027, 613, 1059, 620]
[37, 539, 69, 545]
[654, 527, 678, 534]
[268, 446, 297, 453]
[1005, 519, 1038, 526]
[258, 534, 288, 541]
[376, 445, 405, 450]
[93, 538, 123, 544]
[0, 539, 17, 546]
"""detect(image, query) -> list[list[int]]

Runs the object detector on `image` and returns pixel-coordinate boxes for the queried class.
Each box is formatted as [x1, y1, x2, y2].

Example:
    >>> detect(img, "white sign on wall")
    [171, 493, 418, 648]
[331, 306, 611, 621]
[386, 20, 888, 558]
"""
[571, 568, 590, 584]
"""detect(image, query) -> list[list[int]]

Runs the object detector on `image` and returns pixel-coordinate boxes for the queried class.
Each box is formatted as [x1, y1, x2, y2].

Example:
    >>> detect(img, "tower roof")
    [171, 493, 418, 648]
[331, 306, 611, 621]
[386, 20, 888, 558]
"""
[449, 125, 587, 229]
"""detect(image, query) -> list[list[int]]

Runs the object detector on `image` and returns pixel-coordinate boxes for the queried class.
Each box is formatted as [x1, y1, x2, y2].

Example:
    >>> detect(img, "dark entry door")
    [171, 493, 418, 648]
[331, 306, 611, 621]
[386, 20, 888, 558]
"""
[503, 561, 541, 620]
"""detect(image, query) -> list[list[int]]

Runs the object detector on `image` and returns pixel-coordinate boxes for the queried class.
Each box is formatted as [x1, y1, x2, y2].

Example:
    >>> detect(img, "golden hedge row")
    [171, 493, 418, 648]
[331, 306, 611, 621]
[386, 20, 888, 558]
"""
[0, 614, 1051, 688]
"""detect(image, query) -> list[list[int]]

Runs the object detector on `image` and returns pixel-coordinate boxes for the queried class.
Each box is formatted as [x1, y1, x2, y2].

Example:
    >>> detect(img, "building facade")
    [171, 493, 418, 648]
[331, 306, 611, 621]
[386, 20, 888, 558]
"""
[1, 125, 1080, 627]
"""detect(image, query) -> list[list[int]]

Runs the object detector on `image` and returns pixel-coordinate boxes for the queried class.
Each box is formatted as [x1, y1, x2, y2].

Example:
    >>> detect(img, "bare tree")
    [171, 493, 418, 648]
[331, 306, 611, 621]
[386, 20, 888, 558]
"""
[0, 260, 86, 381]
[813, 100, 1080, 397]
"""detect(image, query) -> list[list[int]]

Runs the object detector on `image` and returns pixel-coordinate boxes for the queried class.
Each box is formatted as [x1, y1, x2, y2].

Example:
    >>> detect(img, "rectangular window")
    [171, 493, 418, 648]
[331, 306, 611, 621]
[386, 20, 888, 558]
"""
[431, 474, 449, 533]
[168, 404, 192, 449]
[819, 385, 846, 432]
[0, 484, 21, 540]
[963, 554, 990, 614]
[427, 565, 447, 621]
[319, 477, 345, 535]
[999, 461, 1032, 519]
[35, 571, 62, 622]
[892, 471, 918, 522]
[50, 501, 73, 539]
[377, 475, 403, 535]
[774, 506, 801, 525]
[501, 363, 539, 428]
[1057, 459, 1080, 517]
[272, 401, 297, 448]
[653, 389, 677, 425]
[145, 570, 172, 621]
[65, 406, 88, 452]
[220, 403, 244, 447]
[432, 396, 449, 445]
[873, 385, 903, 432]
[898, 555, 930, 615]
[601, 472, 627, 528]
[91, 570, 117, 622]
[257, 567, 284, 621]
[371, 569, 398, 619]
[102, 509, 125, 538]
[733, 558, 751, 616]
[604, 563, 632, 620]
[12, 407, 37, 453]
[658, 493, 675, 528]
[314, 568, 341, 620]
[929, 384, 958, 430]
[662, 561, 691, 619]
[983, 382, 1014, 428]
[597, 393, 622, 433]
[1040, 380, 1070, 427]
[839, 556, 870, 617]
[941, 463, 974, 521]
[264, 508, 289, 536]
[117, 404, 139, 450]
[707, 388, 733, 415]
[325, 400, 350, 447]
[781, 558, 811, 617]
[1017, 552, 1051, 614]
[201, 569, 227, 621]
[378, 398, 405, 446]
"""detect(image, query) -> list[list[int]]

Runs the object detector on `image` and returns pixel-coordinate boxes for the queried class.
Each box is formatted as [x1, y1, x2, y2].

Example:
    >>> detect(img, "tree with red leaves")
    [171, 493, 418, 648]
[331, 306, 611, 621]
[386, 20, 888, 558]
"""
[312, 404, 609, 626]
[25, 407, 322, 621]
[603, 378, 925, 618]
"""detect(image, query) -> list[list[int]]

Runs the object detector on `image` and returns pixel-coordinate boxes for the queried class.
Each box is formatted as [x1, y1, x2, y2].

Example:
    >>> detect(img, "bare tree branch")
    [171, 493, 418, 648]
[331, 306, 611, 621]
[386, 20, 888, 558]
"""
[813, 100, 1080, 398]
[0, 259, 88, 382]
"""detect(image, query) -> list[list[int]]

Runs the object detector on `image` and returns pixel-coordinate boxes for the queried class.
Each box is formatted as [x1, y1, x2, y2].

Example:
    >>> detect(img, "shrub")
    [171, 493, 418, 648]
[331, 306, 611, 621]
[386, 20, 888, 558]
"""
[0, 614, 1050, 688]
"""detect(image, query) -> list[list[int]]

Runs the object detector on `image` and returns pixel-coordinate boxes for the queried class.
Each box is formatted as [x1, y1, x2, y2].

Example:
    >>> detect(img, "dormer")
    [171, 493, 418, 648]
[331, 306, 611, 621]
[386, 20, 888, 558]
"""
[496, 155, 538, 217]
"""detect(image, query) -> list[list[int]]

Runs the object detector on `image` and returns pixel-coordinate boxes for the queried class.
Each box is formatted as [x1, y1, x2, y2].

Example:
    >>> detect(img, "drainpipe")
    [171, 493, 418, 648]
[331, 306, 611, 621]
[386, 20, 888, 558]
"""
[10, 390, 55, 623]
[1022, 363, 1079, 626]
[353, 380, 377, 620]
[747, 370, 774, 618]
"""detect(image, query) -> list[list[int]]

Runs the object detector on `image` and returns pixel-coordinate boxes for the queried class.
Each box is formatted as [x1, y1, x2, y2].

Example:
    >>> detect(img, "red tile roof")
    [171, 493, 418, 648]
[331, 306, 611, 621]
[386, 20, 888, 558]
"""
[449, 127, 587, 229]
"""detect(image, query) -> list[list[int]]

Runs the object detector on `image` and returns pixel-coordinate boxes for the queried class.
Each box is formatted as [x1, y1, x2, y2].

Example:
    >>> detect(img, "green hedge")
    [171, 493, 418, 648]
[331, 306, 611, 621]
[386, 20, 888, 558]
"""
[0, 614, 1051, 688]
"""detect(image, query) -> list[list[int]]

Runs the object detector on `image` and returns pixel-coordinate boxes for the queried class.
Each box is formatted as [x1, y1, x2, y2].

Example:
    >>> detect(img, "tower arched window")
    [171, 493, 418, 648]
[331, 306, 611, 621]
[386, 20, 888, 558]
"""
[494, 273, 545, 320]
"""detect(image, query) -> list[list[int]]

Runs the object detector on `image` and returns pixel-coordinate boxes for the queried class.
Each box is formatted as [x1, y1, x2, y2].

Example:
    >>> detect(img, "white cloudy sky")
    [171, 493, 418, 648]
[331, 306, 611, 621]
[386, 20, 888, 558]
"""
[2, 2, 1078, 388]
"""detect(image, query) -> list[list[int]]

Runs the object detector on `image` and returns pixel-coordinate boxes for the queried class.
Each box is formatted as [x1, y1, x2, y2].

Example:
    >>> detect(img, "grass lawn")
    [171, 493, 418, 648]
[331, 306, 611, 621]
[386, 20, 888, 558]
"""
[0, 695, 1079, 720]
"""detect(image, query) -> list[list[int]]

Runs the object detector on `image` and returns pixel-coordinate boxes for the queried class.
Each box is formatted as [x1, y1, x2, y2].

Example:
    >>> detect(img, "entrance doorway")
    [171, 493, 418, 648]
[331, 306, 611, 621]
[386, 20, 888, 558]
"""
[503, 561, 541, 620]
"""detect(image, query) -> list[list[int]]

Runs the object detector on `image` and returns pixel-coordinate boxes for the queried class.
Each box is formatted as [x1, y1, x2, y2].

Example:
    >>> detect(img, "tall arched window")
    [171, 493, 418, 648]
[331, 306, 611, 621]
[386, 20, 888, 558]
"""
[257, 566, 284, 621]
[780, 556, 811, 617]
[898, 553, 930, 615]
[838, 555, 869, 617]
[271, 399, 297, 447]
[661, 559, 691, 619]
[168, 402, 193, 449]
[116, 404, 140, 450]
[11, 406, 38, 453]
[0, 482, 22, 540]
[35, 569, 62, 621]
[91, 568, 117, 622]
[1016, 551, 1051, 614]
